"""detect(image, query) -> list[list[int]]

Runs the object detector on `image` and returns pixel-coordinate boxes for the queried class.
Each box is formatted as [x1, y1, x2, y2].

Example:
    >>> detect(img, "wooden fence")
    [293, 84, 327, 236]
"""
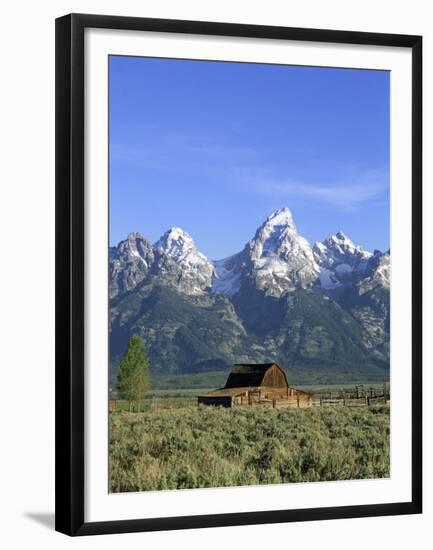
[259, 395, 388, 409]
[109, 384, 390, 412]
[313, 384, 389, 408]
[318, 396, 388, 407]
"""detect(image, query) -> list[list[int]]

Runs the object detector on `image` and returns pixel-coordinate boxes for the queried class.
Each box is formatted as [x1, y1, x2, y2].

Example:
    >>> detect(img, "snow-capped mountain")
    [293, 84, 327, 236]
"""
[247, 208, 320, 295]
[109, 232, 154, 298]
[110, 208, 389, 299]
[357, 249, 390, 294]
[153, 227, 214, 295]
[110, 227, 213, 298]
[213, 208, 320, 298]
[109, 208, 391, 378]
[313, 231, 373, 290]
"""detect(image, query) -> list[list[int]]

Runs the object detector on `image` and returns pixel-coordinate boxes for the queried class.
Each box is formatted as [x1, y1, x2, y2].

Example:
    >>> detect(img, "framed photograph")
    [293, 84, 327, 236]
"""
[55, 13, 422, 536]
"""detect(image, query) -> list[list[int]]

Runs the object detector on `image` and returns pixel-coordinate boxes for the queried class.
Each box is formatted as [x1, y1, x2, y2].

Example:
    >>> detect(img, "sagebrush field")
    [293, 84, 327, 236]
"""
[109, 405, 389, 492]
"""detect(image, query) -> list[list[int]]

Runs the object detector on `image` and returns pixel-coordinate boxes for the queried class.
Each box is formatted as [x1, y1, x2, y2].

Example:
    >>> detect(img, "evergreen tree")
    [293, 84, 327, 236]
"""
[117, 335, 150, 410]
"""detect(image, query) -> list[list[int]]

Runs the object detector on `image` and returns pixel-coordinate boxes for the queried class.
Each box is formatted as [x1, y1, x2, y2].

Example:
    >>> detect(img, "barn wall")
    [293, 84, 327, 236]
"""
[259, 388, 288, 399]
[262, 365, 288, 388]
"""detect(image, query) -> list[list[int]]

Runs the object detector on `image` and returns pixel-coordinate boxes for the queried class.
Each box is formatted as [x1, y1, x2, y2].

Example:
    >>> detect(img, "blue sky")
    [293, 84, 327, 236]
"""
[109, 56, 390, 259]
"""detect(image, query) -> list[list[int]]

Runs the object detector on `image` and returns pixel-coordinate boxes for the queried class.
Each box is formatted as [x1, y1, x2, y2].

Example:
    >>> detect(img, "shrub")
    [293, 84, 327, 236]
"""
[109, 405, 390, 492]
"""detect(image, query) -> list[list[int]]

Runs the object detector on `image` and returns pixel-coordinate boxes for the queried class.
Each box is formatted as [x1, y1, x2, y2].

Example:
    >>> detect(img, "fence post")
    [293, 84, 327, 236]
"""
[297, 394, 300, 408]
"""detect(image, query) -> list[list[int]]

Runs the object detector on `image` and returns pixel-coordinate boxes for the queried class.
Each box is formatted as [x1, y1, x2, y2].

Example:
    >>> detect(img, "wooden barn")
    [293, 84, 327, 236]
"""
[197, 363, 312, 408]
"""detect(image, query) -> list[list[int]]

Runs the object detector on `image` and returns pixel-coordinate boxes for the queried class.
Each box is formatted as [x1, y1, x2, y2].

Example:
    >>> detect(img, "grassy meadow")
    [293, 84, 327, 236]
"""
[109, 404, 390, 493]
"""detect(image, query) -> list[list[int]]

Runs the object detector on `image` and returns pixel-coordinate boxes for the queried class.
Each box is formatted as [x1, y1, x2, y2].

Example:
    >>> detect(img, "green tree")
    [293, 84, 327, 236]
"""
[117, 335, 150, 411]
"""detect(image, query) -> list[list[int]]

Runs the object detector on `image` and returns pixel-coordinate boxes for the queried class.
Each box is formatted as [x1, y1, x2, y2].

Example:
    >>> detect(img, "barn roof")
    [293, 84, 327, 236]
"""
[198, 387, 251, 398]
[224, 363, 283, 388]
[232, 363, 276, 373]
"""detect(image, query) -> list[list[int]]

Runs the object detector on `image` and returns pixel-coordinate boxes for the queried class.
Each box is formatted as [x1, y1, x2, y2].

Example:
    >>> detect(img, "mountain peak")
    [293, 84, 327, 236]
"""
[253, 207, 298, 256]
[329, 230, 355, 246]
[120, 232, 153, 258]
[168, 226, 191, 237]
[152, 226, 214, 295]
[335, 230, 349, 240]
[245, 207, 319, 296]
[164, 226, 193, 242]
[263, 207, 294, 228]
[109, 232, 154, 298]
[154, 227, 195, 258]
[313, 230, 373, 291]
[316, 230, 372, 261]
[254, 208, 298, 252]
[323, 231, 361, 254]
[126, 231, 146, 241]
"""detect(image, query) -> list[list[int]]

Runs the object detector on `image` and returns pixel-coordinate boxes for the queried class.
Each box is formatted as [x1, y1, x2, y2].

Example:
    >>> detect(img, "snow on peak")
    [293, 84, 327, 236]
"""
[127, 231, 146, 241]
[152, 226, 214, 295]
[167, 226, 191, 239]
[313, 231, 373, 291]
[121, 232, 152, 261]
[263, 207, 294, 228]
[319, 231, 372, 260]
[112, 209, 390, 300]
[241, 208, 296, 261]
[328, 231, 356, 251]
[110, 232, 154, 298]
[211, 207, 320, 298]
[357, 250, 390, 294]
[335, 229, 348, 240]
[252, 208, 300, 257]
[212, 255, 243, 297]
[154, 227, 195, 258]
[245, 208, 320, 296]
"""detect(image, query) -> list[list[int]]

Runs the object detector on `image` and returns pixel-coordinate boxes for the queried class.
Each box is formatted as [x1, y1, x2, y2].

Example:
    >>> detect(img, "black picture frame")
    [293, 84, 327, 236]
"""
[55, 13, 422, 536]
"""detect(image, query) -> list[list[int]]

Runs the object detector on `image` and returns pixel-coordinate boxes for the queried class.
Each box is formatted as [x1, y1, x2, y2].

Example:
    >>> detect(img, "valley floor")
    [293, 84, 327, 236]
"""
[109, 405, 390, 493]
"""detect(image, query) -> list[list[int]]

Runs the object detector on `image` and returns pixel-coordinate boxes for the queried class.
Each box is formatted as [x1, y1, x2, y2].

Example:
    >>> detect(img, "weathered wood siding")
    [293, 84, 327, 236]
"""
[262, 364, 288, 388]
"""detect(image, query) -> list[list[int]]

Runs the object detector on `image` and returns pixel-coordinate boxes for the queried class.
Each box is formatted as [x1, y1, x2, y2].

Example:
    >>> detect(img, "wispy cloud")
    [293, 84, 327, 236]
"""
[110, 136, 259, 173]
[251, 169, 389, 211]
[112, 137, 388, 213]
